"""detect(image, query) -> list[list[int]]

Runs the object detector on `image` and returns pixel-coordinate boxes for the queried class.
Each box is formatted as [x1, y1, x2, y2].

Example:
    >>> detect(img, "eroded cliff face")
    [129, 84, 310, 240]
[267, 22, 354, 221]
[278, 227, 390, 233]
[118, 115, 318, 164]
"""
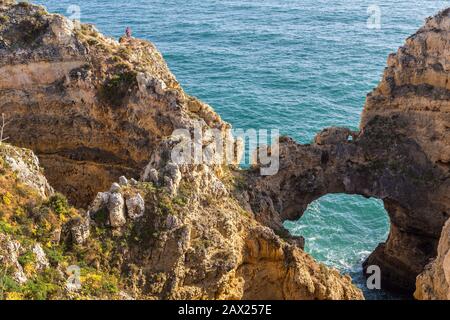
[74, 171, 362, 300]
[247, 9, 450, 294]
[1, 0, 448, 299]
[0, 1, 363, 300]
[0, 143, 362, 299]
[0, 1, 226, 207]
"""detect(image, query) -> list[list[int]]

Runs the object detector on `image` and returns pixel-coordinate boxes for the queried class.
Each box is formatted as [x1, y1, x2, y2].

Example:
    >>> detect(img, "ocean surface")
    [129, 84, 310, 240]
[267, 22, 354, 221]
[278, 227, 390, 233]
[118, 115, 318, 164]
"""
[36, 0, 450, 299]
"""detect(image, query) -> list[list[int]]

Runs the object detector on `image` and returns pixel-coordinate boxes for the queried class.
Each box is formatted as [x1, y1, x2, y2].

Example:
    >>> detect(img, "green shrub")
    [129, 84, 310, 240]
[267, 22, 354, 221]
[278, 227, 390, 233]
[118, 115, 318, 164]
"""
[173, 196, 187, 207]
[18, 250, 35, 267]
[43, 246, 65, 266]
[87, 37, 99, 46]
[100, 71, 137, 107]
[0, 274, 21, 299]
[0, 15, 10, 24]
[80, 268, 119, 297]
[139, 182, 156, 193]
[22, 272, 59, 300]
[157, 195, 176, 216]
[46, 193, 69, 216]
[0, 220, 17, 234]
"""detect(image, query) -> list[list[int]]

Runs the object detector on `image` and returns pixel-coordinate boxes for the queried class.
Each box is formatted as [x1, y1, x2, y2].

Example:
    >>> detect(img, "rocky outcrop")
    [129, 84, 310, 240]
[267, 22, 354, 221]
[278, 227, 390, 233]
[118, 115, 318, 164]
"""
[1, 0, 448, 299]
[0, 233, 28, 284]
[415, 218, 450, 300]
[0, 1, 228, 207]
[0, 143, 53, 198]
[0, 2, 363, 300]
[0, 143, 64, 297]
[0, 142, 127, 299]
[247, 8, 450, 294]
[82, 175, 362, 300]
[0, 141, 362, 300]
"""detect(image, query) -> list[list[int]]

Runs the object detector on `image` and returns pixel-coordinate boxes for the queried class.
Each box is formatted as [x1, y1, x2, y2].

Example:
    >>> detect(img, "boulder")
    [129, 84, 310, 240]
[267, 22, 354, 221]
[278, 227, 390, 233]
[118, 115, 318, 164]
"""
[126, 193, 145, 220]
[108, 192, 126, 227]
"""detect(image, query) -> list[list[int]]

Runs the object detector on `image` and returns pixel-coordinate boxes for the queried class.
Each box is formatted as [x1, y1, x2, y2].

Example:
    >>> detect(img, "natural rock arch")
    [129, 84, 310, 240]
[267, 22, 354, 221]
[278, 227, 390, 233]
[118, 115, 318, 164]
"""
[284, 192, 392, 294]
[247, 10, 450, 294]
[0, 1, 448, 299]
[246, 107, 450, 294]
[246, 120, 448, 294]
[0, 2, 365, 300]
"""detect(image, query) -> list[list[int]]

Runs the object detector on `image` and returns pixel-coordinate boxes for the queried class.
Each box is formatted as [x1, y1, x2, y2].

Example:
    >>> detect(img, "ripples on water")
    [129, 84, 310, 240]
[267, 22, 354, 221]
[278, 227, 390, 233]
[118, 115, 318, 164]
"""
[36, 0, 450, 299]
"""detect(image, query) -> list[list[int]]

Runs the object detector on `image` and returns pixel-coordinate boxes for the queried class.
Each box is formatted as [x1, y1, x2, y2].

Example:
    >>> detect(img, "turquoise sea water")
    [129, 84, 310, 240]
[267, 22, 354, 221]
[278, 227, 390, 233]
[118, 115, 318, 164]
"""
[36, 0, 450, 299]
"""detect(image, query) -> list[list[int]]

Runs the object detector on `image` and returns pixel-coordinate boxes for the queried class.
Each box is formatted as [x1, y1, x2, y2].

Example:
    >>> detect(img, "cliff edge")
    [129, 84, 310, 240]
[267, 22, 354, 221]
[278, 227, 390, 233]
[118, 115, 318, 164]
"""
[1, 0, 449, 299]
[0, 1, 362, 300]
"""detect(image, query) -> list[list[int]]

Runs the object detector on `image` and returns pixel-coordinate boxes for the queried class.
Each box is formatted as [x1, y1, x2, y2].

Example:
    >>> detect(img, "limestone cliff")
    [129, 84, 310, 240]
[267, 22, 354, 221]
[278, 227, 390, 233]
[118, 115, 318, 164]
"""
[415, 218, 450, 300]
[0, 142, 130, 299]
[76, 173, 362, 300]
[0, 143, 362, 299]
[1, 0, 448, 300]
[0, 1, 363, 300]
[247, 8, 450, 294]
[0, 0, 226, 207]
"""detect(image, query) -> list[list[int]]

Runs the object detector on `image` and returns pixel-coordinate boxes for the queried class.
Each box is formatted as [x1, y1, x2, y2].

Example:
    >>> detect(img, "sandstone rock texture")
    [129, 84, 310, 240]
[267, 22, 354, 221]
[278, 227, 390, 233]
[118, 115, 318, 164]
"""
[247, 9, 450, 294]
[0, 0, 228, 207]
[0, 2, 364, 300]
[0, 143, 53, 198]
[1, 0, 448, 300]
[415, 218, 450, 299]
[83, 175, 362, 300]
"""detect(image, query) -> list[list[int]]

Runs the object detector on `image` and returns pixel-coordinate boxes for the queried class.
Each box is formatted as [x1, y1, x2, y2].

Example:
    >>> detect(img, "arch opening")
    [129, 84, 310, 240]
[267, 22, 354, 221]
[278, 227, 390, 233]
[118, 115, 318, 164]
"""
[283, 193, 405, 300]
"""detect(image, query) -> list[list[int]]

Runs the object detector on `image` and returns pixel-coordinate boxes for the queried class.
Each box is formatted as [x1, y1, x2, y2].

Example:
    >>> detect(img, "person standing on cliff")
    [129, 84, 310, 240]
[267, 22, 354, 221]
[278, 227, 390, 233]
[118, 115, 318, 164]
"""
[125, 27, 132, 38]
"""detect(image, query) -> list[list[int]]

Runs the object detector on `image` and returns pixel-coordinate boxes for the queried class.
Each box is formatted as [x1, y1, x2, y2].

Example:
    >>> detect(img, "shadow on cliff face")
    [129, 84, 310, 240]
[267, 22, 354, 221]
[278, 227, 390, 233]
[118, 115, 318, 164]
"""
[247, 114, 449, 296]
